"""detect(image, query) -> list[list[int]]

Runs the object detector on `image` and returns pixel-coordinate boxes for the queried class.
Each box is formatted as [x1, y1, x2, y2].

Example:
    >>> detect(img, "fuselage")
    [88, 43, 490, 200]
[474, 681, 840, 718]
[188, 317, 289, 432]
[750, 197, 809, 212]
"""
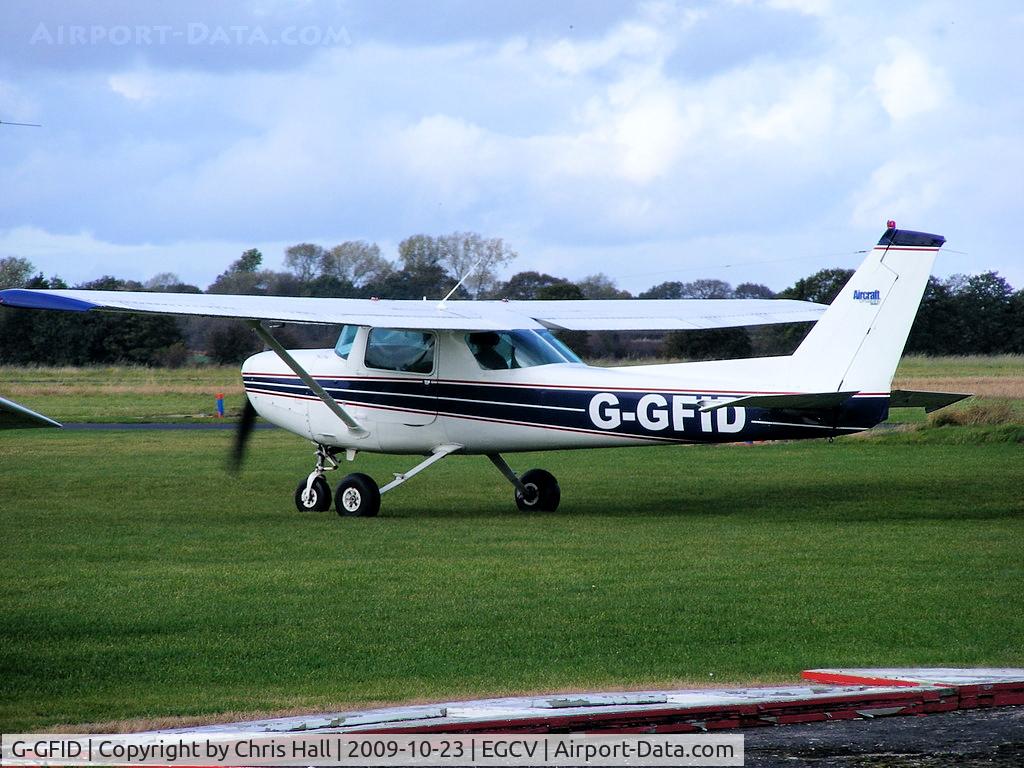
[242, 328, 888, 455]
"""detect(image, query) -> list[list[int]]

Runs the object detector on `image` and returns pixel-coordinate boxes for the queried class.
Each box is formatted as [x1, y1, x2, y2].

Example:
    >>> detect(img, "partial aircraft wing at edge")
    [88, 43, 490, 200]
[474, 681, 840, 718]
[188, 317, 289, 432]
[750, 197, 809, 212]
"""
[0, 396, 62, 429]
[0, 288, 826, 332]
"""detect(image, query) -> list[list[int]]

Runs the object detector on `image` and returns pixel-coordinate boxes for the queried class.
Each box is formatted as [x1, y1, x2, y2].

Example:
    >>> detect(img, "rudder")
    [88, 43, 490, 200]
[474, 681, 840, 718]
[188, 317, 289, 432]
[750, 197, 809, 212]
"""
[787, 226, 944, 393]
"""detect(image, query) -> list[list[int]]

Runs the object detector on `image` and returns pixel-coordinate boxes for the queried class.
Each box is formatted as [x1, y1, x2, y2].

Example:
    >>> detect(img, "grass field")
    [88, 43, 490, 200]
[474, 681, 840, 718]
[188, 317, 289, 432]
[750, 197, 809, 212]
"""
[0, 365, 245, 423]
[1, 425, 1022, 732]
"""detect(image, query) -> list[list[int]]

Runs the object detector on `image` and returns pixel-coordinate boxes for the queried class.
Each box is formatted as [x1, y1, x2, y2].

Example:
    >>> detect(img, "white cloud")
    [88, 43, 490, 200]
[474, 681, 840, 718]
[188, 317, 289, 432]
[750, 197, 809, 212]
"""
[873, 41, 949, 121]
[1, 1, 1021, 295]
[766, 0, 832, 16]
[0, 226, 294, 288]
[850, 157, 945, 228]
[108, 71, 158, 103]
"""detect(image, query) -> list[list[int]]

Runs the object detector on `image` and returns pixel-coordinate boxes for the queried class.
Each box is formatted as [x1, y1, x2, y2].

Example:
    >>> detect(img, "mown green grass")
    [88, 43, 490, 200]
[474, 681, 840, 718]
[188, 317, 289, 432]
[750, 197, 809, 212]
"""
[894, 354, 1023, 378]
[1, 428, 1021, 731]
[0, 365, 244, 422]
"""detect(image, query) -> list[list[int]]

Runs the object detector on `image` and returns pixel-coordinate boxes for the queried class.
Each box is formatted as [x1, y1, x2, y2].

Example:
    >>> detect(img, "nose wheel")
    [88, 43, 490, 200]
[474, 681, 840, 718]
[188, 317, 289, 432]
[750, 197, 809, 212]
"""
[294, 444, 340, 513]
[294, 475, 332, 511]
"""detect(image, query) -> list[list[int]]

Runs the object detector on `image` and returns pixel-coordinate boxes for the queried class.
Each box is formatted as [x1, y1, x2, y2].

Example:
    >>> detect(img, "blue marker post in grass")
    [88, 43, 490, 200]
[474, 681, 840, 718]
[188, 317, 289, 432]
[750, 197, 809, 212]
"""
[215, 393, 225, 418]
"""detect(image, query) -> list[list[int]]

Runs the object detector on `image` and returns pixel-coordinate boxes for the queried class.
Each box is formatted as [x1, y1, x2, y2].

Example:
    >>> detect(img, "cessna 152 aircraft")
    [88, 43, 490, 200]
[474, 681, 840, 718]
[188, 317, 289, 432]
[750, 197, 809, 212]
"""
[0, 225, 967, 517]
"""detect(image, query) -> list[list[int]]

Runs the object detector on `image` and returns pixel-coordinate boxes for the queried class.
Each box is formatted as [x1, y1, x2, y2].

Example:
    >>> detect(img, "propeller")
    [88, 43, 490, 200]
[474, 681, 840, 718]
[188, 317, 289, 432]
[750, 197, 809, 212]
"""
[227, 396, 258, 474]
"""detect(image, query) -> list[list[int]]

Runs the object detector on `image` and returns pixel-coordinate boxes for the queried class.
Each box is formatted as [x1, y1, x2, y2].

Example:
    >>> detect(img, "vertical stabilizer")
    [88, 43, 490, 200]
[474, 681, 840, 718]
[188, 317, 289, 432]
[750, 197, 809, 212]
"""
[788, 226, 944, 393]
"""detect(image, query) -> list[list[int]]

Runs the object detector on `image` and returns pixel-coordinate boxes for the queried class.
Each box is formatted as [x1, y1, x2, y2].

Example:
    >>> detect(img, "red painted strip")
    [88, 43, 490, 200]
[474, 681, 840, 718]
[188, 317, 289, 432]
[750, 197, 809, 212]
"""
[801, 671, 921, 688]
[359, 685, 1018, 734]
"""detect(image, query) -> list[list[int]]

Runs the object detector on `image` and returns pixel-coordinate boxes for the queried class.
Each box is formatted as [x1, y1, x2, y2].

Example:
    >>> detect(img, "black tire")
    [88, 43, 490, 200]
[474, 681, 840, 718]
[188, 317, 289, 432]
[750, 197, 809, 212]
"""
[294, 476, 332, 512]
[335, 473, 381, 517]
[515, 468, 560, 512]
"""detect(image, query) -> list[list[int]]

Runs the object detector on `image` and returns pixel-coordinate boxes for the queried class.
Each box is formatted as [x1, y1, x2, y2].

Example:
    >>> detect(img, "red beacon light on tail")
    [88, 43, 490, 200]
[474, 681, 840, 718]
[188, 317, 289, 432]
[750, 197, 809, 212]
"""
[887, 219, 896, 229]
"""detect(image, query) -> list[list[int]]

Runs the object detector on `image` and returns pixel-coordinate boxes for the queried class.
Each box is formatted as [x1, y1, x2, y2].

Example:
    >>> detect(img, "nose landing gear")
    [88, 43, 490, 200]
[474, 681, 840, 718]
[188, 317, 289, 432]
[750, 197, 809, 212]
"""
[294, 444, 340, 512]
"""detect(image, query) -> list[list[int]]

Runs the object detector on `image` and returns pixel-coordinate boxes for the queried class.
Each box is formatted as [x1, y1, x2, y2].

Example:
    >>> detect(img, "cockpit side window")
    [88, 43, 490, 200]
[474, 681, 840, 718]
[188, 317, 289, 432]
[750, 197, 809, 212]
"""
[364, 328, 435, 374]
[334, 325, 359, 359]
[465, 329, 579, 370]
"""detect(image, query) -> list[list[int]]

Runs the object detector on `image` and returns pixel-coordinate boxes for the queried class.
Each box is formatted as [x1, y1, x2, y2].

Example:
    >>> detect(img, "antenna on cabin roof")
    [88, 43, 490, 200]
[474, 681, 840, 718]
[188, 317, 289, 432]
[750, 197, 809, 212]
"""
[0, 119, 42, 127]
[437, 256, 487, 310]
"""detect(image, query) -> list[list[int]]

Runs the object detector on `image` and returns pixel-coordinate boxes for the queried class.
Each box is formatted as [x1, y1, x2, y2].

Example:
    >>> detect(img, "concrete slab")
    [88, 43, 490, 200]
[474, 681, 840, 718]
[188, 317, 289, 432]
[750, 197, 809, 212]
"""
[161, 668, 1024, 735]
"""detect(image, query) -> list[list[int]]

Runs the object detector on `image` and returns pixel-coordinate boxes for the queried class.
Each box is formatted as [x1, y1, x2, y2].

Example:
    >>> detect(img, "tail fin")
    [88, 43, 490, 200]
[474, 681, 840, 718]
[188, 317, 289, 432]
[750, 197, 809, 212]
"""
[788, 226, 944, 393]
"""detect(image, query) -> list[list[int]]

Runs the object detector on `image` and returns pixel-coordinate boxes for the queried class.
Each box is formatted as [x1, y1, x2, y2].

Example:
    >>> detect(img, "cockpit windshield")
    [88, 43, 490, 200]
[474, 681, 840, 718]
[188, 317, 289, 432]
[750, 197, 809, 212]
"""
[465, 329, 582, 370]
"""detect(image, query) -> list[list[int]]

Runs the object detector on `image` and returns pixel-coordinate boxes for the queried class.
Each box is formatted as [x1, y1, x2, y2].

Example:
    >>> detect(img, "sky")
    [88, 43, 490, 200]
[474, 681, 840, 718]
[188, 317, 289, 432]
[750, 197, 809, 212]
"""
[1, 0, 1022, 294]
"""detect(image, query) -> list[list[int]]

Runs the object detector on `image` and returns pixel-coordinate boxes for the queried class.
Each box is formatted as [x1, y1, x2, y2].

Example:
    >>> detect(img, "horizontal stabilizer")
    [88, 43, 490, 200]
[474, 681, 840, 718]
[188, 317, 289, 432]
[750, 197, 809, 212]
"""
[0, 396, 62, 429]
[889, 389, 971, 413]
[699, 391, 857, 413]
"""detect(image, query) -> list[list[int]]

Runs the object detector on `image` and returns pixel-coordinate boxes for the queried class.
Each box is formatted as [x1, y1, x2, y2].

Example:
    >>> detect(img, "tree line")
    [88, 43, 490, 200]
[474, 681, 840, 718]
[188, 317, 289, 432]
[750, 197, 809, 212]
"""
[0, 232, 1020, 366]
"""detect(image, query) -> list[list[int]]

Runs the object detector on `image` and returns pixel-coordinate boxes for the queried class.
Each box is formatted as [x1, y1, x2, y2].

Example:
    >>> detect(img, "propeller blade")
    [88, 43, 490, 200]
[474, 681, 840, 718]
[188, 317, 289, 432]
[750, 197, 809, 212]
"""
[228, 397, 257, 474]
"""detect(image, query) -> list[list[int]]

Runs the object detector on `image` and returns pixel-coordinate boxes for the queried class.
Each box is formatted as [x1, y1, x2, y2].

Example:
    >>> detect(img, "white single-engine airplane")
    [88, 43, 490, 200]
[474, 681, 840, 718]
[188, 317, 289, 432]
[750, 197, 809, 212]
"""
[0, 225, 968, 516]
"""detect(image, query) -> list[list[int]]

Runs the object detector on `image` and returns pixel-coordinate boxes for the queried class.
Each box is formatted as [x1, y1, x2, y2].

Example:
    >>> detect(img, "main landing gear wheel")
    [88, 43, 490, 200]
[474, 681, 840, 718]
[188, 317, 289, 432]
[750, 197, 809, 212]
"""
[336, 473, 381, 517]
[515, 468, 560, 512]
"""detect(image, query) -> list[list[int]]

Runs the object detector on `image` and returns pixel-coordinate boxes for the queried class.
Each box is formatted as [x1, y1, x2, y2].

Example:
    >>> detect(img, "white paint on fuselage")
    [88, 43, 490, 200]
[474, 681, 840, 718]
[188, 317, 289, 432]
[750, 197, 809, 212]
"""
[241, 328, 854, 455]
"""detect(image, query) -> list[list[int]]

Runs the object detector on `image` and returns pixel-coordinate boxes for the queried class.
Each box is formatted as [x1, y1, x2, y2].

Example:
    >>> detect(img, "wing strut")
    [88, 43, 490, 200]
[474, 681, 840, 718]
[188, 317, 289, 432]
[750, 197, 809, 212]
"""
[246, 320, 367, 437]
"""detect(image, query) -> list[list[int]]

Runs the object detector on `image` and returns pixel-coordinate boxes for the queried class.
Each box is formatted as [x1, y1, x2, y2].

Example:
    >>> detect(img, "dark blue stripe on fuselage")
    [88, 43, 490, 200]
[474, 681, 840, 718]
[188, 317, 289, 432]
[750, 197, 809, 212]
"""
[243, 375, 889, 443]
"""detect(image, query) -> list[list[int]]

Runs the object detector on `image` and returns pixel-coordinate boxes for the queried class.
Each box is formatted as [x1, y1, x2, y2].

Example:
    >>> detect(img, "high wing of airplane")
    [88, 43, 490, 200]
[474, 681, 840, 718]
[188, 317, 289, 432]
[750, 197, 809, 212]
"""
[0, 225, 969, 517]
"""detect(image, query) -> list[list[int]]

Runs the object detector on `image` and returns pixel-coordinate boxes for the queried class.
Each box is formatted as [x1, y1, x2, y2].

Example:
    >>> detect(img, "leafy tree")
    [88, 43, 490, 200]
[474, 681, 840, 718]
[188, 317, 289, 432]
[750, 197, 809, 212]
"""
[536, 282, 585, 300]
[208, 249, 271, 294]
[375, 234, 460, 299]
[959, 271, 1015, 353]
[398, 234, 444, 272]
[207, 322, 260, 364]
[74, 277, 185, 364]
[0, 274, 184, 365]
[436, 232, 518, 298]
[307, 274, 359, 298]
[0, 256, 34, 288]
[144, 272, 201, 293]
[679, 279, 732, 299]
[906, 276, 961, 354]
[640, 279, 734, 299]
[321, 241, 392, 287]
[367, 264, 455, 301]
[578, 273, 631, 299]
[497, 271, 574, 300]
[208, 269, 273, 295]
[664, 327, 753, 361]
[779, 268, 854, 304]
[1010, 289, 1024, 353]
[394, 232, 516, 299]
[639, 281, 686, 299]
[234, 248, 263, 273]
[735, 282, 774, 299]
[145, 272, 181, 290]
[284, 243, 325, 283]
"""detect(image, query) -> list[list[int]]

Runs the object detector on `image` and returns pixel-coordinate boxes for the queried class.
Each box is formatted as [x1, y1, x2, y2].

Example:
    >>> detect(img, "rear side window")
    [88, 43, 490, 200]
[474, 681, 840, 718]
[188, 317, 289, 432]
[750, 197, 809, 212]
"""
[334, 325, 358, 359]
[364, 329, 435, 374]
